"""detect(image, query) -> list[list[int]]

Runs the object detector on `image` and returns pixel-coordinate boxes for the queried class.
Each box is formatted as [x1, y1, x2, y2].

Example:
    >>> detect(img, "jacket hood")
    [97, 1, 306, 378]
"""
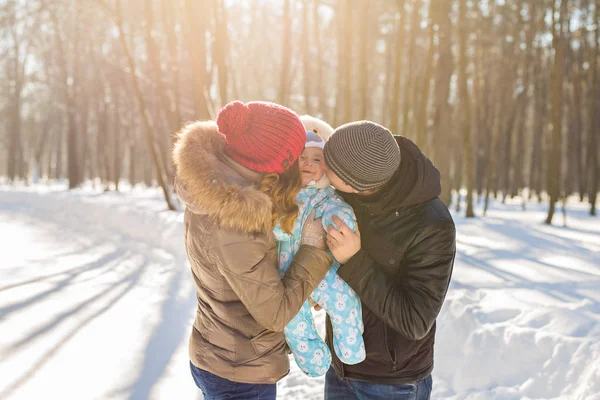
[343, 136, 441, 215]
[172, 121, 272, 234]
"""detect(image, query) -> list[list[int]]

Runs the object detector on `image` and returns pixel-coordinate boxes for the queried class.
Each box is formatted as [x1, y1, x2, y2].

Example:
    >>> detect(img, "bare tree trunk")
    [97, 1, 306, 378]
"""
[499, 7, 522, 202]
[78, 96, 90, 185]
[484, 3, 518, 215]
[313, 0, 326, 120]
[302, 0, 312, 115]
[7, 79, 23, 182]
[564, 34, 580, 198]
[144, 1, 177, 186]
[500, 90, 527, 199]
[484, 89, 505, 214]
[185, 0, 211, 119]
[116, 0, 175, 210]
[278, 0, 293, 106]
[104, 102, 114, 189]
[45, 128, 54, 181]
[572, 32, 586, 201]
[459, 0, 475, 217]
[55, 118, 63, 181]
[415, 0, 435, 150]
[432, 0, 453, 206]
[144, 152, 153, 187]
[30, 114, 49, 183]
[96, 89, 107, 186]
[546, 0, 567, 224]
[341, 0, 353, 124]
[511, 0, 535, 198]
[113, 104, 121, 191]
[401, 0, 420, 136]
[67, 10, 81, 189]
[129, 140, 136, 186]
[161, 0, 181, 123]
[6, 2, 24, 183]
[357, 0, 369, 120]
[589, 0, 599, 215]
[474, 33, 490, 198]
[213, 0, 229, 108]
[66, 99, 80, 188]
[145, 0, 180, 136]
[382, 25, 397, 126]
[389, 0, 406, 134]
[530, 42, 547, 200]
[49, 3, 81, 189]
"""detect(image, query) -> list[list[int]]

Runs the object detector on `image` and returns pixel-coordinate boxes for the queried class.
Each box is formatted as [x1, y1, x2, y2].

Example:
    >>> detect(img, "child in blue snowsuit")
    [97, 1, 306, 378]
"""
[274, 123, 365, 377]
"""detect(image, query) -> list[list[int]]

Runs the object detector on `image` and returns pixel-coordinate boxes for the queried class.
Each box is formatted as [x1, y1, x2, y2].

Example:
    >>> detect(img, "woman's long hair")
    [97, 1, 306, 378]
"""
[259, 159, 302, 234]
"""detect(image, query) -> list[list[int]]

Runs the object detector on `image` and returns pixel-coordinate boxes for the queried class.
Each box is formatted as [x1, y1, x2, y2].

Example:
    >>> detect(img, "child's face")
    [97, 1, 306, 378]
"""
[299, 147, 325, 186]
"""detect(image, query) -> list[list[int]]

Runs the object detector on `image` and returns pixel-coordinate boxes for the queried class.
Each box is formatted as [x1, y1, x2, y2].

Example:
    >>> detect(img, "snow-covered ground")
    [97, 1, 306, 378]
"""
[1, 184, 599, 400]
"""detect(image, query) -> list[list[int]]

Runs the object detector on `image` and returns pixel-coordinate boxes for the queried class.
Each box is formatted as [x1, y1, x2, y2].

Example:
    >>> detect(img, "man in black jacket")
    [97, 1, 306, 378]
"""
[322, 120, 456, 400]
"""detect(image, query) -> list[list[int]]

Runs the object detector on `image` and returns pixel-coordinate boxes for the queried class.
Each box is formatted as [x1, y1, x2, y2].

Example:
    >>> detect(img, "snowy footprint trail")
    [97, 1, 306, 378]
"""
[1, 185, 599, 400]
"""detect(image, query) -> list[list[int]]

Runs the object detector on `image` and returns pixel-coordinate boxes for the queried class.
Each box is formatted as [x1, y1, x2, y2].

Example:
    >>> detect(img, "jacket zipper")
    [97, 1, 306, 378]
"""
[384, 324, 397, 372]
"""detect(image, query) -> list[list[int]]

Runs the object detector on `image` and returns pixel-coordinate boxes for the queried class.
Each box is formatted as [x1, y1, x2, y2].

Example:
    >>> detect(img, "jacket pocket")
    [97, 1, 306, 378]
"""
[248, 330, 285, 361]
[365, 235, 404, 273]
[383, 324, 397, 372]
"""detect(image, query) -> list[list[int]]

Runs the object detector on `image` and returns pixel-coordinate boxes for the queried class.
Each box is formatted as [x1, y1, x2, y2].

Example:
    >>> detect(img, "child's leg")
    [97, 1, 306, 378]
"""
[284, 301, 332, 377]
[310, 266, 366, 365]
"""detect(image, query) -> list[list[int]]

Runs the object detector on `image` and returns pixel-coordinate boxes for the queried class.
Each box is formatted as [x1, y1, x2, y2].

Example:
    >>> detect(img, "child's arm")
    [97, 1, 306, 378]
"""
[320, 196, 357, 236]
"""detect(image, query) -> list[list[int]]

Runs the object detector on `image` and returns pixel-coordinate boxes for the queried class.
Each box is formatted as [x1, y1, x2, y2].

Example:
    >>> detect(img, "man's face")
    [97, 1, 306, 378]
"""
[324, 163, 359, 193]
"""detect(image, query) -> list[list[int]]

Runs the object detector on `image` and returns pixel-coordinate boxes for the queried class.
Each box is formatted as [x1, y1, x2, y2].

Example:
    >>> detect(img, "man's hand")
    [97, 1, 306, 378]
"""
[327, 215, 361, 264]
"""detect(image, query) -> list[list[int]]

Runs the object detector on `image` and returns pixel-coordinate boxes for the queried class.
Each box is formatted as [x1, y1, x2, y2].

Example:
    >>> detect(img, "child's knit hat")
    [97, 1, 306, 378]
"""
[299, 115, 334, 141]
[305, 131, 326, 150]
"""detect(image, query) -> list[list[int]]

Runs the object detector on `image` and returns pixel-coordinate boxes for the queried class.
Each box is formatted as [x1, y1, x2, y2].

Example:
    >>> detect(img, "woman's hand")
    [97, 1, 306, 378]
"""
[301, 211, 326, 250]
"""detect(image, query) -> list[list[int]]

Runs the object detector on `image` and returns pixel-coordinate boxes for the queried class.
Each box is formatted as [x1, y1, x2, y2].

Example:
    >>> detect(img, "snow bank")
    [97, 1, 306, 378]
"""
[434, 200, 600, 400]
[0, 185, 198, 400]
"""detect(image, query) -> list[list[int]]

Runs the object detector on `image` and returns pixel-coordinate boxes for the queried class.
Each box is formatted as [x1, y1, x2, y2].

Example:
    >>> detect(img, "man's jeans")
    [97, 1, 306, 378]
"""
[189, 362, 276, 400]
[324, 367, 432, 400]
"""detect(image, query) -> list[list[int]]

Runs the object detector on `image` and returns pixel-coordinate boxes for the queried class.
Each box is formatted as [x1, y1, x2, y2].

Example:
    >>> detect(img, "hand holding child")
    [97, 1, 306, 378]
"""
[327, 216, 361, 264]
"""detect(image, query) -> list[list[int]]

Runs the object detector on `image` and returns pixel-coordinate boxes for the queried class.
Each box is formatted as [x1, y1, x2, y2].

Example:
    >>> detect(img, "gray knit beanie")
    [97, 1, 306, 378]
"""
[324, 121, 401, 191]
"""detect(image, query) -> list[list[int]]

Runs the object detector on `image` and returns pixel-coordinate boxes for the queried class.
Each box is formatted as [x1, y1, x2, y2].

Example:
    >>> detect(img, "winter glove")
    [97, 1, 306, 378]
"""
[301, 211, 326, 250]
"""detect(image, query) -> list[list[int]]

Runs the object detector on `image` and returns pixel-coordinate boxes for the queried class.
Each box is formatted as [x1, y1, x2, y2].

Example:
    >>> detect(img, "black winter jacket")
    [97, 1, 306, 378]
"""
[325, 136, 456, 384]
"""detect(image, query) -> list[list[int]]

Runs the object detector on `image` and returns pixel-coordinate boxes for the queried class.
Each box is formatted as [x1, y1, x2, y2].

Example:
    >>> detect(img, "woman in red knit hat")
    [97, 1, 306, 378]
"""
[172, 100, 332, 399]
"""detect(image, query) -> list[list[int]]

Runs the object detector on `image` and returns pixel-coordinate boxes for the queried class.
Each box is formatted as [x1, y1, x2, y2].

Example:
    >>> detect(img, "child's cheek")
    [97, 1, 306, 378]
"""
[317, 164, 326, 178]
[319, 160, 326, 173]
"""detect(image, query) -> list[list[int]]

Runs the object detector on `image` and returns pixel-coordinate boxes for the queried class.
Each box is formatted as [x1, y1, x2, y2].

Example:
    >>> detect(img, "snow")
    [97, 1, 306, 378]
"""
[1, 184, 599, 400]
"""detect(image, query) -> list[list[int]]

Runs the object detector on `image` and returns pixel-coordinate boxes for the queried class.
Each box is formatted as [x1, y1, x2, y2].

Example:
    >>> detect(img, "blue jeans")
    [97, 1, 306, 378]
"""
[189, 362, 276, 399]
[324, 367, 432, 400]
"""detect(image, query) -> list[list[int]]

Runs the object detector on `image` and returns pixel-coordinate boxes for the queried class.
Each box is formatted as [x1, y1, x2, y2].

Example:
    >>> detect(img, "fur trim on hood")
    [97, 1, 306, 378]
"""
[172, 121, 272, 235]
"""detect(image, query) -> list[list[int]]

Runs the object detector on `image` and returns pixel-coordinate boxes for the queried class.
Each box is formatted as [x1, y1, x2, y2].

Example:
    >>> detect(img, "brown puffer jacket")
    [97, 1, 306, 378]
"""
[172, 121, 332, 384]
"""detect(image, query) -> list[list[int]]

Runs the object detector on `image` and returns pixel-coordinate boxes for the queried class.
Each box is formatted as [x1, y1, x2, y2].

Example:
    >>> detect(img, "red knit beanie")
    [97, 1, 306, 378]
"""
[216, 101, 306, 174]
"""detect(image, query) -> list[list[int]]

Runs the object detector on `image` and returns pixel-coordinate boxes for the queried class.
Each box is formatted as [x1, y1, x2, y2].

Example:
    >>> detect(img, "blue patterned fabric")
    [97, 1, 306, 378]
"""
[274, 186, 365, 377]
